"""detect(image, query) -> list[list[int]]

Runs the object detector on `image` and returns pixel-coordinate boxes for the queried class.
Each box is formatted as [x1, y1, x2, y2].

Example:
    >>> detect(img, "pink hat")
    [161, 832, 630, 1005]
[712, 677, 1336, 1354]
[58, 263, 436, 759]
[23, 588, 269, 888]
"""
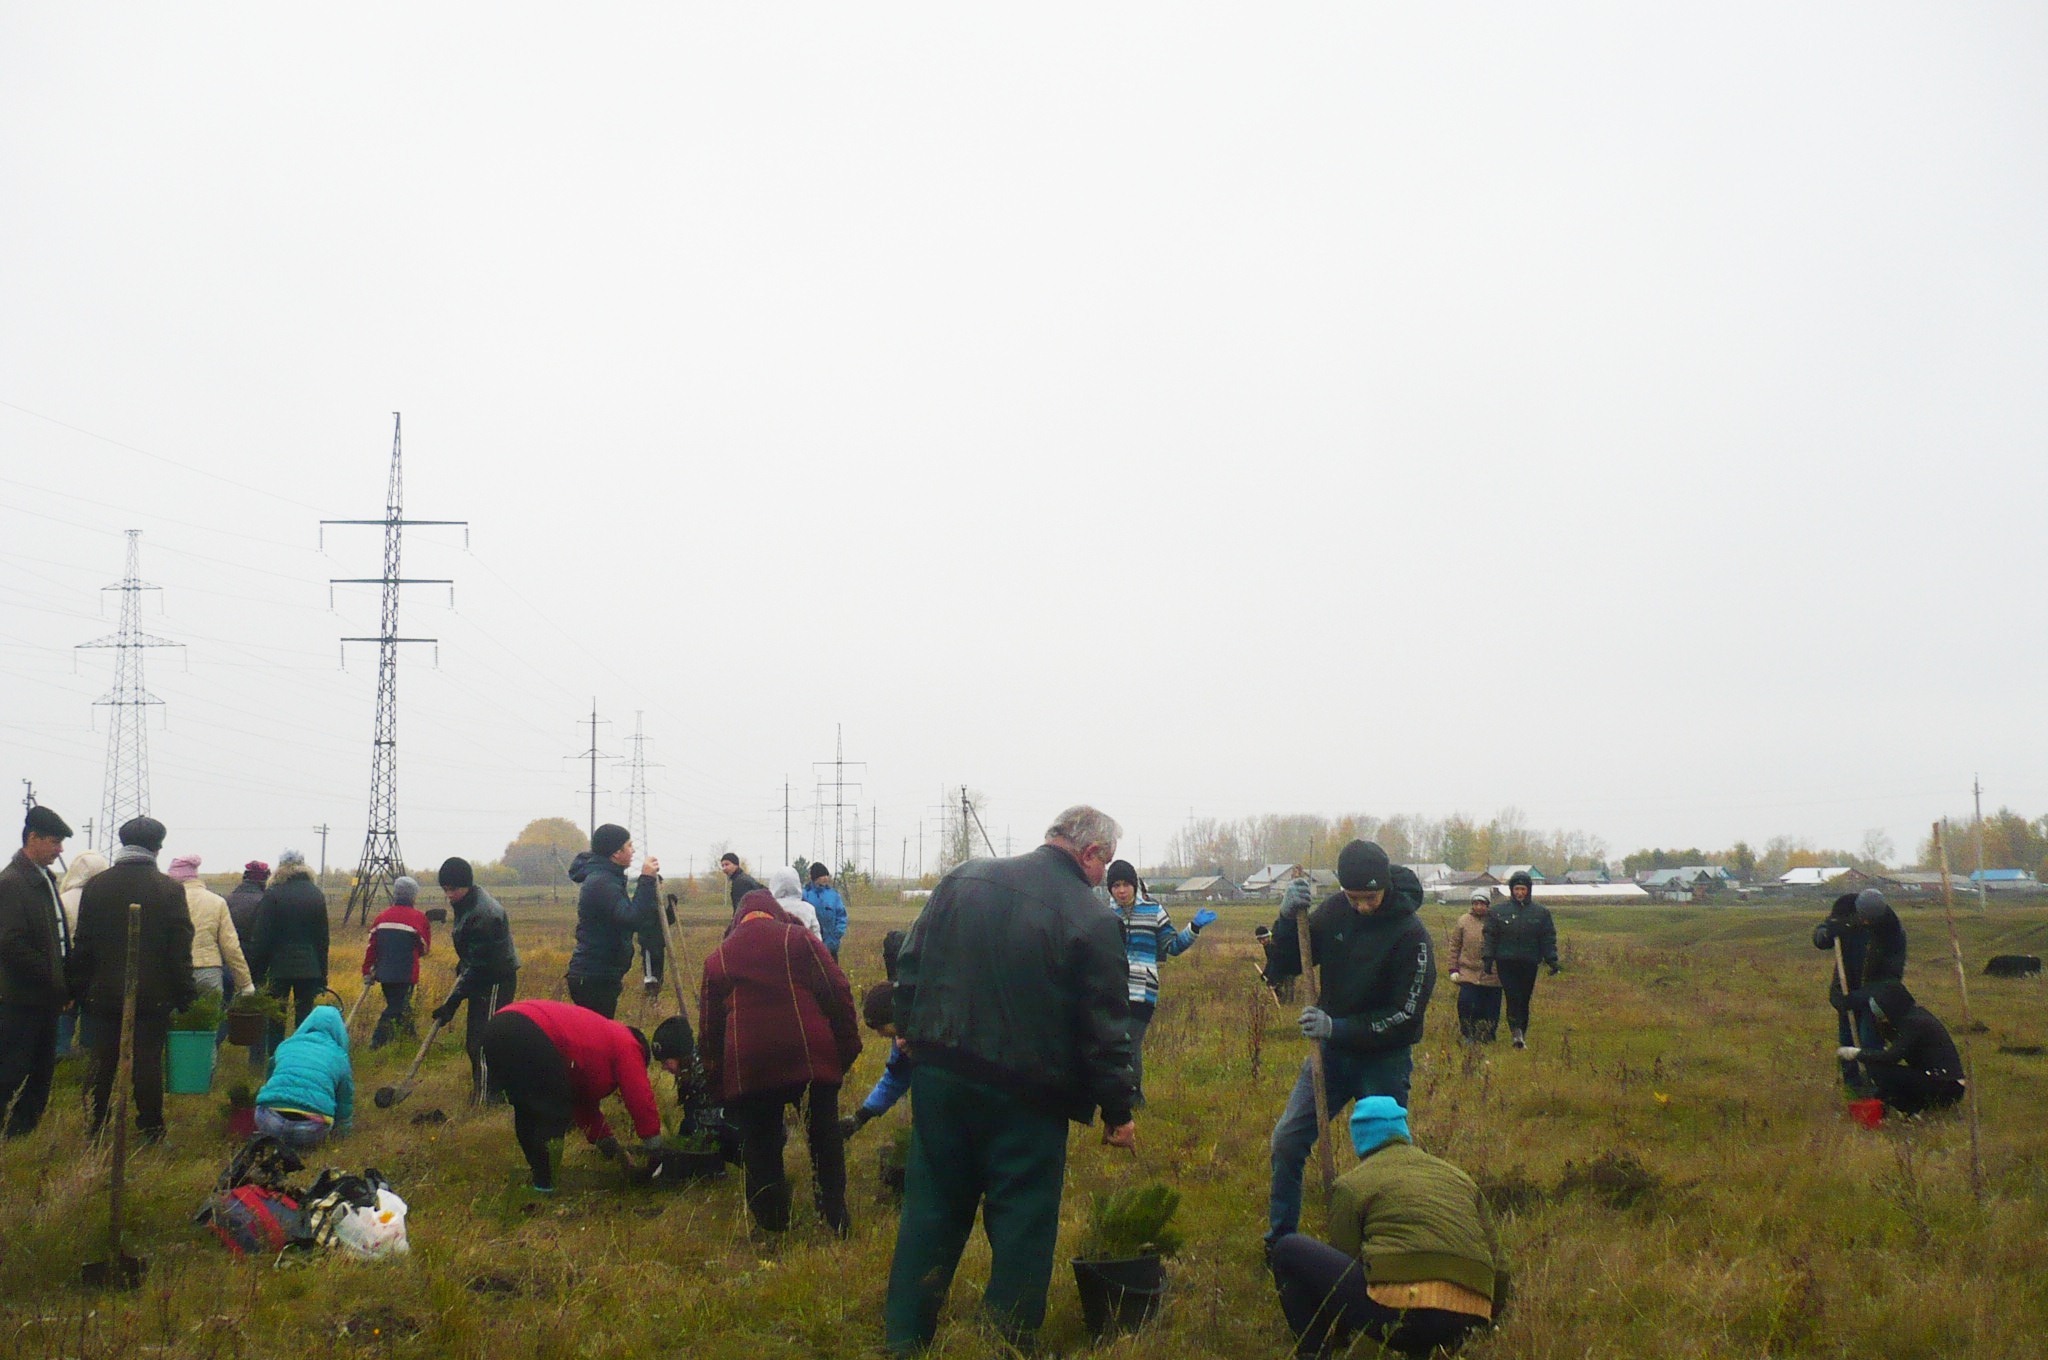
[168, 854, 202, 882]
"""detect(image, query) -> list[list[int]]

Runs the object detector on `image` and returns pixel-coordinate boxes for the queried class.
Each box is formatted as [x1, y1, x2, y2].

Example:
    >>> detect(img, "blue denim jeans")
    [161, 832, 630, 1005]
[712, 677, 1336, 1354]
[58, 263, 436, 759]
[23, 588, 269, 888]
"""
[254, 1105, 333, 1151]
[1267, 1046, 1413, 1242]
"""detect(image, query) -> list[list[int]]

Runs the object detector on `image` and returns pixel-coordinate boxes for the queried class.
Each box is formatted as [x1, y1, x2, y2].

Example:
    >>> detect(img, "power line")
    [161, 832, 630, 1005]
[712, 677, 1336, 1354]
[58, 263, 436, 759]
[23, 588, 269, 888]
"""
[74, 530, 182, 852]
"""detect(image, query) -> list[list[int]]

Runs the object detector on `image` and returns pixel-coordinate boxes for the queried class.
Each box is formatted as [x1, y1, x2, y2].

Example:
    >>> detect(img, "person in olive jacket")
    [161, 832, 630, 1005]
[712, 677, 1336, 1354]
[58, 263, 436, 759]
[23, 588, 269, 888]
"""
[0, 806, 74, 1137]
[1480, 871, 1557, 1050]
[564, 824, 658, 1020]
[884, 806, 1137, 1357]
[432, 856, 522, 1101]
[1263, 841, 1434, 1246]
[68, 816, 196, 1142]
[247, 849, 329, 1056]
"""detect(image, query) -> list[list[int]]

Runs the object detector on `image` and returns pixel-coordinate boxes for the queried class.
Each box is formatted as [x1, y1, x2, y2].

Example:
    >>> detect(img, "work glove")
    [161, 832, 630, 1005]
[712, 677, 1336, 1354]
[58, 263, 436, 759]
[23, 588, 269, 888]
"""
[1449, 970, 1462, 981]
[1836, 1046, 1862, 1061]
[236, 985, 257, 998]
[665, 894, 678, 926]
[431, 998, 460, 1027]
[362, 966, 374, 980]
[596, 1136, 623, 1161]
[838, 1107, 875, 1140]
[1281, 879, 1314, 918]
[1191, 909, 1219, 931]
[1548, 962, 1562, 977]
[1297, 1006, 1334, 1040]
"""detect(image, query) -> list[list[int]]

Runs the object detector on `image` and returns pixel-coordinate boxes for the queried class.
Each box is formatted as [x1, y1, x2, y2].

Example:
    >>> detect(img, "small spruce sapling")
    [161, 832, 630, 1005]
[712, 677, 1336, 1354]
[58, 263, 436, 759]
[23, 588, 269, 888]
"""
[1077, 1183, 1184, 1261]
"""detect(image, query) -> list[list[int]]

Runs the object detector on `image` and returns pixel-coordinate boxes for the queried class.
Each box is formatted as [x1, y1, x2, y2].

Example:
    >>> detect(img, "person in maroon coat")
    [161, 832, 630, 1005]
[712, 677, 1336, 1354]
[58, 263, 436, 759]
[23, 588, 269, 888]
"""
[700, 888, 862, 1234]
[478, 998, 663, 1192]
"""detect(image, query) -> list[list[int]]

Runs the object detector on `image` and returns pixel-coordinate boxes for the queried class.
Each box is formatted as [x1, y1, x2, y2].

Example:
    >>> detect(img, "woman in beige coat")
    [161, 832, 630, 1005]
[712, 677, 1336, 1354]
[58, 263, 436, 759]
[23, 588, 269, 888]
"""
[168, 854, 253, 1005]
[1447, 887, 1502, 1042]
[55, 850, 109, 1055]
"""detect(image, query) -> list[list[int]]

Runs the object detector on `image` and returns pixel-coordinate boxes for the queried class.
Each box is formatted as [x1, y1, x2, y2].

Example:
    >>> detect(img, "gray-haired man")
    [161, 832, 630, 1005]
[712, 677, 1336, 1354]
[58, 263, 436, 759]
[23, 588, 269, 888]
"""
[884, 805, 1138, 1355]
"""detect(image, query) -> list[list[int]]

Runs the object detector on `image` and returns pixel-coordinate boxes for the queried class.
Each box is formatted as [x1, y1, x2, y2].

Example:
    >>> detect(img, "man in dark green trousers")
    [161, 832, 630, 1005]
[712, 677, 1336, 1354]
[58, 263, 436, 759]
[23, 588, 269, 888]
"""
[884, 806, 1138, 1355]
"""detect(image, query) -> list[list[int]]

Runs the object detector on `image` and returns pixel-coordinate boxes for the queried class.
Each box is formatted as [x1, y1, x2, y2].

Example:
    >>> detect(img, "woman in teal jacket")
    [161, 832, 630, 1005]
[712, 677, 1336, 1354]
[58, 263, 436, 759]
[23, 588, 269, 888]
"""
[254, 1004, 354, 1149]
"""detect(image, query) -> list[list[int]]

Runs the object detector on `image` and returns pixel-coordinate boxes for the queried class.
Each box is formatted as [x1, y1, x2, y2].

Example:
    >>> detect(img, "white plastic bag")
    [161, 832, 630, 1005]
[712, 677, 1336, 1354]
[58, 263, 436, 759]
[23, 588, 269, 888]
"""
[332, 1188, 409, 1259]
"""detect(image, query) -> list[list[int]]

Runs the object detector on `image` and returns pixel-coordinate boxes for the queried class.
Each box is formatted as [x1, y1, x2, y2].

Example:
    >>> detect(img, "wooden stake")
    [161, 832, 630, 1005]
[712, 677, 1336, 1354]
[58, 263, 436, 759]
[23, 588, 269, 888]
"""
[1933, 822, 1985, 1198]
[1294, 886, 1338, 1208]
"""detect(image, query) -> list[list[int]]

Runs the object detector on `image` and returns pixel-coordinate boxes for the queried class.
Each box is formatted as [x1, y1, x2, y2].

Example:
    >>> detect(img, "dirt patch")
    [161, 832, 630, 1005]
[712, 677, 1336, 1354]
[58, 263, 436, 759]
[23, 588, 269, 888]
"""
[1556, 1150, 1665, 1210]
[335, 1306, 420, 1342]
[1475, 1164, 1548, 1217]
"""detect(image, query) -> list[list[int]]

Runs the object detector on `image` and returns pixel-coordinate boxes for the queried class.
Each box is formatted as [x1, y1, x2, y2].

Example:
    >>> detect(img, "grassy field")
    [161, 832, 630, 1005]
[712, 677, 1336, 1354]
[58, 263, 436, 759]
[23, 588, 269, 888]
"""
[2, 889, 2045, 1358]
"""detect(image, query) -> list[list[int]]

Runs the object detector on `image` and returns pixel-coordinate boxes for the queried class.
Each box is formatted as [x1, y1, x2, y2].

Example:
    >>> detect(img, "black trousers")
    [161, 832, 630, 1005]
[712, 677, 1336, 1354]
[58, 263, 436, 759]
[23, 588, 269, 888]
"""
[1496, 960, 1540, 1034]
[0, 1003, 60, 1137]
[266, 977, 324, 1055]
[481, 1009, 575, 1188]
[1454, 984, 1502, 1041]
[1871, 1066, 1965, 1116]
[728, 1082, 847, 1234]
[565, 974, 621, 1020]
[372, 980, 415, 1047]
[85, 1004, 171, 1137]
[1269, 1234, 1483, 1358]
[465, 972, 517, 1098]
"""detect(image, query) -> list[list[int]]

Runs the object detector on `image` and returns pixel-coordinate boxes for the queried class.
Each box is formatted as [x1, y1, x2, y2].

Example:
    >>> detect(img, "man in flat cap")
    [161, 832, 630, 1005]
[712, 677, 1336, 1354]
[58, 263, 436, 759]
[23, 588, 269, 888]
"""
[0, 806, 73, 1136]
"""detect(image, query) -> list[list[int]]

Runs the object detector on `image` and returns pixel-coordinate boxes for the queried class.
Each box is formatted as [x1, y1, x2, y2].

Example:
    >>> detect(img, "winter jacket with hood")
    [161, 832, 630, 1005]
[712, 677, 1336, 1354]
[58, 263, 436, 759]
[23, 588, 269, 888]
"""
[69, 851, 196, 1013]
[58, 851, 108, 939]
[1813, 893, 1869, 1003]
[1858, 980, 1962, 1081]
[1266, 864, 1436, 1055]
[182, 879, 252, 991]
[363, 902, 432, 985]
[255, 1004, 354, 1129]
[1482, 873, 1558, 969]
[448, 884, 520, 1001]
[724, 866, 765, 911]
[1858, 900, 1907, 989]
[767, 866, 823, 941]
[896, 844, 1135, 1127]
[0, 849, 69, 1007]
[804, 879, 849, 953]
[226, 871, 266, 940]
[1446, 909, 1500, 987]
[567, 852, 656, 981]
[248, 862, 329, 983]
[497, 998, 662, 1144]
[1328, 1136, 1509, 1306]
[700, 889, 861, 1101]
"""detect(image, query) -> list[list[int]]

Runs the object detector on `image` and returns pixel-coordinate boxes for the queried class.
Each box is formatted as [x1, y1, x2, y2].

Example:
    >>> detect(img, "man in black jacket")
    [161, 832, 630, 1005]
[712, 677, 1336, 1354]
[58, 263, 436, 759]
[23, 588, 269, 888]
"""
[225, 860, 268, 942]
[433, 857, 523, 1100]
[1841, 980, 1963, 1115]
[884, 805, 1136, 1356]
[1481, 870, 1559, 1049]
[564, 825, 658, 1020]
[1814, 893, 1872, 1092]
[69, 816, 195, 1142]
[247, 849, 328, 1055]
[718, 852, 763, 910]
[1262, 840, 1434, 1246]
[0, 806, 74, 1137]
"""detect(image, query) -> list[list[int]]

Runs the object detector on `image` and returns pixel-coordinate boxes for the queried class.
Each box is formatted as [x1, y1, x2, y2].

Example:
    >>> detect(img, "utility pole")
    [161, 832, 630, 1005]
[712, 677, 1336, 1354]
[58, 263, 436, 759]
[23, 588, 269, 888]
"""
[917, 819, 924, 879]
[21, 781, 34, 813]
[314, 824, 330, 886]
[783, 780, 792, 865]
[567, 701, 613, 835]
[963, 786, 999, 858]
[76, 530, 182, 852]
[1974, 774, 1988, 910]
[322, 414, 465, 924]
[871, 805, 879, 882]
[812, 724, 865, 875]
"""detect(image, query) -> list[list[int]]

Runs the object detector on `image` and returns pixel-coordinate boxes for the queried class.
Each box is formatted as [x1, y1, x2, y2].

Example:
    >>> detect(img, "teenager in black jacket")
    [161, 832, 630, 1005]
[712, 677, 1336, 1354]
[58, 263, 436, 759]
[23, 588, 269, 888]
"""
[1842, 980, 1963, 1116]
[1481, 871, 1558, 1049]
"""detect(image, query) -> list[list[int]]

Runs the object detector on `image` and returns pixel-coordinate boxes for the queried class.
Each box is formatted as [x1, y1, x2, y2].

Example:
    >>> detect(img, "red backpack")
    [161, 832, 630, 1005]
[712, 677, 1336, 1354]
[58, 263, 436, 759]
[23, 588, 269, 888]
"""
[204, 1184, 305, 1258]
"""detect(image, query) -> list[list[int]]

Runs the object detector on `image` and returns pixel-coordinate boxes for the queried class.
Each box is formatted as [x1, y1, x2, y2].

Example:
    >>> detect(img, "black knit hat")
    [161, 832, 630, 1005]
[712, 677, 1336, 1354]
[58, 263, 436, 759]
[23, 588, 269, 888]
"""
[1337, 840, 1391, 892]
[862, 982, 896, 1033]
[23, 806, 71, 841]
[437, 856, 474, 889]
[1105, 859, 1140, 891]
[650, 1016, 694, 1064]
[592, 824, 631, 858]
[118, 816, 167, 853]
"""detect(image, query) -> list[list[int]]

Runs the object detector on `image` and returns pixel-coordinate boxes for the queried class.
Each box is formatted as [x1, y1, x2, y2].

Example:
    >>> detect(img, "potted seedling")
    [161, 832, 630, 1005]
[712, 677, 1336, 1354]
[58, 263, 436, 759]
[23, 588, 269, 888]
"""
[878, 1125, 911, 1198]
[221, 1080, 258, 1140]
[1071, 1183, 1181, 1339]
[225, 989, 283, 1048]
[165, 994, 224, 1094]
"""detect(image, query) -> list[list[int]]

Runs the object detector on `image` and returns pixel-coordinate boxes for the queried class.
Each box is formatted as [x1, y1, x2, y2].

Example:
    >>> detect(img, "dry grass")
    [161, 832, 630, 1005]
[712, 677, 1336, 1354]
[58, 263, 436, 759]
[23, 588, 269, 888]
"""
[2, 893, 2044, 1357]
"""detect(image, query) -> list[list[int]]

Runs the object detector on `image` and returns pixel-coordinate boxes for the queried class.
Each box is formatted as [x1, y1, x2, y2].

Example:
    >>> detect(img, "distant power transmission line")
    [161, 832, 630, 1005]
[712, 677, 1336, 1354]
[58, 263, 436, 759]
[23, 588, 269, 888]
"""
[75, 529, 182, 852]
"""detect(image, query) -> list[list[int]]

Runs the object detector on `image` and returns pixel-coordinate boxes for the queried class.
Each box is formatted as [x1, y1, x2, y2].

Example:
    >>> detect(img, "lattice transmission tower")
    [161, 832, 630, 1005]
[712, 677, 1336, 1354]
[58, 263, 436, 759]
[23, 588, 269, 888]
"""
[322, 414, 467, 924]
[75, 530, 182, 852]
[619, 711, 661, 852]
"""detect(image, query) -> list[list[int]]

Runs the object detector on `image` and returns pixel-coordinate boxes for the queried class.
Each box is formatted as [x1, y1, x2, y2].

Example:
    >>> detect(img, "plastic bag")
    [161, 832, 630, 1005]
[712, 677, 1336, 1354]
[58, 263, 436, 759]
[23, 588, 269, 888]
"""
[331, 1187, 409, 1259]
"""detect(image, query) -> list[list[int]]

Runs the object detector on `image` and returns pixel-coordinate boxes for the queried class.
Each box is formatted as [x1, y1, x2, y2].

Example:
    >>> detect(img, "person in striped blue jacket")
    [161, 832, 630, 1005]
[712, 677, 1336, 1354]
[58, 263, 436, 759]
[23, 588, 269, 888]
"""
[1106, 860, 1216, 1105]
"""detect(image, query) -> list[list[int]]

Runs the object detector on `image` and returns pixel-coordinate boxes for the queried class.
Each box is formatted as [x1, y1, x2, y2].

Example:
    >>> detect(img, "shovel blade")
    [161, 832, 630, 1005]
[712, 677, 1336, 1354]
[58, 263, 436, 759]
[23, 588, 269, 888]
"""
[81, 1253, 147, 1290]
[373, 1085, 400, 1109]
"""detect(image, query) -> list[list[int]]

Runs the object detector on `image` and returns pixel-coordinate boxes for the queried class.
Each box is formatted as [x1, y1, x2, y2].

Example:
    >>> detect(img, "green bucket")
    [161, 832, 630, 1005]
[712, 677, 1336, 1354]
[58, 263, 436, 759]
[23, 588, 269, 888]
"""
[165, 1030, 218, 1094]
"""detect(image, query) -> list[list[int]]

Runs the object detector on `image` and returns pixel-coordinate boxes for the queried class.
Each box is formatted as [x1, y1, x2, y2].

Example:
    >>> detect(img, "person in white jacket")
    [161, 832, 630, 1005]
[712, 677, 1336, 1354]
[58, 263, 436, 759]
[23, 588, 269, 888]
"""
[767, 866, 823, 942]
[167, 854, 253, 1005]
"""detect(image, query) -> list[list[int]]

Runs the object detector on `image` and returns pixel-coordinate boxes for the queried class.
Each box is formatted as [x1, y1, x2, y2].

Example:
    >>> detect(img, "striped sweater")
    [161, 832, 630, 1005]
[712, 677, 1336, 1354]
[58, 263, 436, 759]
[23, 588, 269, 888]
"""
[1117, 898, 1197, 1008]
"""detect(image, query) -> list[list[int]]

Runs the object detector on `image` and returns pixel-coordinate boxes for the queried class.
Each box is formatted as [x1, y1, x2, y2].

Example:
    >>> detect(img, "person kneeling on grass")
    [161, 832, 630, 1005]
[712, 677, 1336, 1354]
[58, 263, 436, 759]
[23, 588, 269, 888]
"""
[1839, 980, 1965, 1117]
[1268, 1097, 1508, 1360]
[841, 981, 913, 1138]
[253, 1004, 353, 1151]
[479, 999, 662, 1193]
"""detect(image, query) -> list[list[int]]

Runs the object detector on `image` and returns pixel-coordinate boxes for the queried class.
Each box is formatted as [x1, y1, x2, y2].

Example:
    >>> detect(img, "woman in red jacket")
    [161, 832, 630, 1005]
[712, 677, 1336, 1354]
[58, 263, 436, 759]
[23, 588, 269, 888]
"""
[701, 888, 862, 1234]
[478, 998, 662, 1192]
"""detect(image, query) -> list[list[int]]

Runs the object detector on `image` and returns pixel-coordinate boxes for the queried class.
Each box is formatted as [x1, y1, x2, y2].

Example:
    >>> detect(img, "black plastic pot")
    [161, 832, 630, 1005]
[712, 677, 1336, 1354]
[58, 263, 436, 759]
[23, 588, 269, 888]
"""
[646, 1148, 727, 1184]
[1072, 1255, 1166, 1339]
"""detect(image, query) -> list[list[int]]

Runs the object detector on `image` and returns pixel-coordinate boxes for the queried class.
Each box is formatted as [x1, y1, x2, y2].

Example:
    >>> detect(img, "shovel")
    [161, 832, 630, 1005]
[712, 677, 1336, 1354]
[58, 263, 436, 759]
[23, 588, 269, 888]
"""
[83, 902, 147, 1289]
[372, 975, 464, 1109]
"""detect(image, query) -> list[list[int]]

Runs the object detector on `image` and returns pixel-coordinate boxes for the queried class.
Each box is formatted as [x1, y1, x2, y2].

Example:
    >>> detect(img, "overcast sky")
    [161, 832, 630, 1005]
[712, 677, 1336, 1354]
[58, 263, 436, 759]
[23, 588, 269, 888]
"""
[5, 5, 2045, 878]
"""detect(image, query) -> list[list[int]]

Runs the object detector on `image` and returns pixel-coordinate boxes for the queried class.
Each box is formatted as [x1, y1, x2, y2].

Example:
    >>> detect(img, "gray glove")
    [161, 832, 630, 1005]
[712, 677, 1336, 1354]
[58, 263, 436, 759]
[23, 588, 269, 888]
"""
[1836, 1046, 1861, 1061]
[1297, 1006, 1333, 1040]
[1281, 878, 1314, 918]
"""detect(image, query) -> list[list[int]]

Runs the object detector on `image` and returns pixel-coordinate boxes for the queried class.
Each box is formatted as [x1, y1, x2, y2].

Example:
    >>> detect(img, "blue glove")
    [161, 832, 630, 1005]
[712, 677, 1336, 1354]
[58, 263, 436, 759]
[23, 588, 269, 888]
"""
[1191, 909, 1219, 931]
[1297, 1006, 1333, 1040]
[1281, 879, 1314, 918]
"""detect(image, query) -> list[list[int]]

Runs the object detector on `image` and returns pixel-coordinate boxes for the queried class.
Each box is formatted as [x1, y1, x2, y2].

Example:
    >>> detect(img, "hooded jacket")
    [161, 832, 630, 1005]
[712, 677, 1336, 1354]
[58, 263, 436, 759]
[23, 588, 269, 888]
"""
[182, 879, 253, 991]
[363, 903, 432, 985]
[0, 849, 69, 1007]
[69, 852, 197, 1013]
[767, 866, 823, 941]
[255, 1004, 354, 1128]
[896, 845, 1136, 1126]
[1813, 893, 1868, 1003]
[1266, 864, 1435, 1054]
[700, 890, 861, 1100]
[58, 850, 109, 939]
[1327, 1137, 1509, 1306]
[1858, 901, 1907, 989]
[1482, 873, 1558, 969]
[226, 871, 266, 940]
[248, 862, 329, 983]
[448, 884, 520, 1000]
[497, 998, 662, 1144]
[1859, 980, 1962, 1080]
[803, 878, 849, 953]
[1446, 909, 1500, 987]
[567, 852, 656, 981]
